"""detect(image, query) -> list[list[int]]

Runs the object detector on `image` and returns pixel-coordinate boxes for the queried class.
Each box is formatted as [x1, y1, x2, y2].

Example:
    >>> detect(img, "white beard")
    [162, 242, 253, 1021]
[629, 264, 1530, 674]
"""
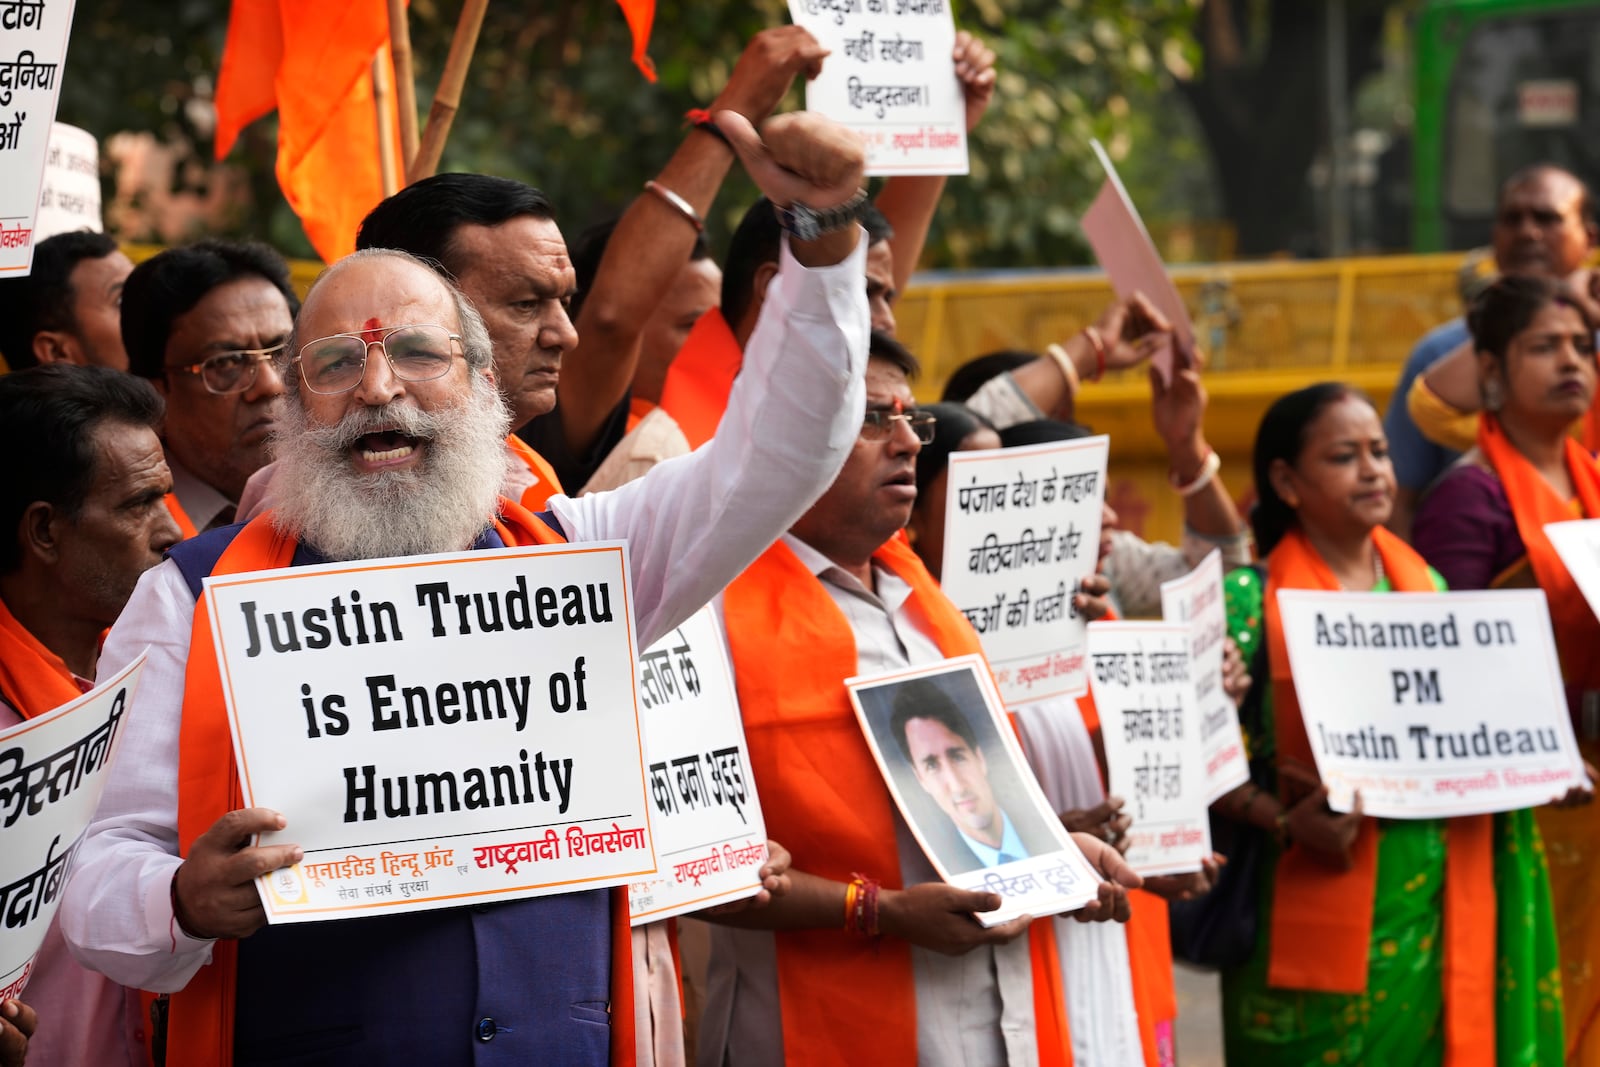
[270, 378, 513, 562]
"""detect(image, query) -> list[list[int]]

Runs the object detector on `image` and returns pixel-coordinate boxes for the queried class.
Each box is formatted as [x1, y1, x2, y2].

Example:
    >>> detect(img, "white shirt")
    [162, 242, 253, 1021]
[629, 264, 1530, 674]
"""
[700, 534, 1039, 1067]
[59, 237, 870, 993]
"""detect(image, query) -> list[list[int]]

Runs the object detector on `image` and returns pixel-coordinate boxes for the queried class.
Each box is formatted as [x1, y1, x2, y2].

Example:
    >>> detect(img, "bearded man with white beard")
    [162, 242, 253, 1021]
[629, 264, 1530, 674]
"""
[60, 111, 870, 1066]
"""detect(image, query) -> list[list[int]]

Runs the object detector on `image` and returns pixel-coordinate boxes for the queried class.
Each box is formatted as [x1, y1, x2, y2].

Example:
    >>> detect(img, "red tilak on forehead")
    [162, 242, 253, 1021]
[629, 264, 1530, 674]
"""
[358, 317, 384, 343]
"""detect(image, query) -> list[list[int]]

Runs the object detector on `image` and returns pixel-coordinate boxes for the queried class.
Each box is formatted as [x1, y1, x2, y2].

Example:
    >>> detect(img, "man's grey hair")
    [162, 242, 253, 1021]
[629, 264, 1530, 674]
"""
[282, 247, 495, 393]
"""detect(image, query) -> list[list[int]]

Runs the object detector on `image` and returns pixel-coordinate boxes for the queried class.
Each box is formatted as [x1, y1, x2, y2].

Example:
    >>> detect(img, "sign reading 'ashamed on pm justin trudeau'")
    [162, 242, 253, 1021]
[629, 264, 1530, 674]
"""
[204, 542, 656, 923]
[1277, 588, 1586, 819]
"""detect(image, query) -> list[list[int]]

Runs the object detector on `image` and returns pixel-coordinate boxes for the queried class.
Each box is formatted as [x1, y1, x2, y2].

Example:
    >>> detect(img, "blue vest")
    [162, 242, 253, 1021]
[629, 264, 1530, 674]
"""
[169, 522, 612, 1066]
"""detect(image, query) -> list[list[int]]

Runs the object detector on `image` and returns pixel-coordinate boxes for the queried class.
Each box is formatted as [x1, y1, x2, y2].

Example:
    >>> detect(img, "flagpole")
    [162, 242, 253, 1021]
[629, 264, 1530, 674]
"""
[387, 0, 419, 167]
[372, 51, 400, 196]
[408, 0, 490, 184]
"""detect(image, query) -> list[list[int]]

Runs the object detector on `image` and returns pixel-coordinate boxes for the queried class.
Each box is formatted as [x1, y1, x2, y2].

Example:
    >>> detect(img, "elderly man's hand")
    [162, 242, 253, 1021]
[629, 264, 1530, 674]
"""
[0, 999, 35, 1067]
[878, 883, 1031, 956]
[172, 807, 303, 940]
[713, 27, 830, 123]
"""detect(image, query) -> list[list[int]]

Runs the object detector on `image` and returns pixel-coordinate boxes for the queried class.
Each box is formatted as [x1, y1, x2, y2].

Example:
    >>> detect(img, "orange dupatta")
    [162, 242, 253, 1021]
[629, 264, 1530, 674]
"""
[163, 493, 200, 541]
[656, 309, 741, 449]
[1263, 525, 1495, 1064]
[723, 536, 1072, 1066]
[0, 596, 86, 718]
[503, 433, 566, 512]
[1480, 414, 1600, 687]
[166, 502, 638, 1067]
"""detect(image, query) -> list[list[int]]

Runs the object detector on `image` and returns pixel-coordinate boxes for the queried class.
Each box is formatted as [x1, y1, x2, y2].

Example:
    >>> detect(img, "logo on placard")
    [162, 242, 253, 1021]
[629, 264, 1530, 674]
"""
[267, 864, 310, 906]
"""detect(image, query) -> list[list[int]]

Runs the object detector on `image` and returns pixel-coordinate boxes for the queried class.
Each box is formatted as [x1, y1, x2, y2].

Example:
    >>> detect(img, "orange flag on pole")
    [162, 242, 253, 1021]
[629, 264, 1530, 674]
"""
[614, 0, 657, 81]
[214, 1, 398, 261]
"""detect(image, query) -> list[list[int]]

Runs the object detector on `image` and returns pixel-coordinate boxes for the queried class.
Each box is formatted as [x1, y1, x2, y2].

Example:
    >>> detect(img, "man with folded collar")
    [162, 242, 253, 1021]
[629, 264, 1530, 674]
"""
[122, 240, 298, 538]
[62, 109, 870, 1066]
[699, 331, 1140, 1067]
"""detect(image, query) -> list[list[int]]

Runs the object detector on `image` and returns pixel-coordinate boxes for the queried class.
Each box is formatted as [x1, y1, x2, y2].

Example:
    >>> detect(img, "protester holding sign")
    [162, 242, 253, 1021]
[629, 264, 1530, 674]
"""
[62, 110, 874, 1067]
[701, 331, 1139, 1067]
[0, 364, 179, 1067]
[1217, 382, 1561, 1064]
[1412, 273, 1600, 1061]
[908, 406, 1221, 1067]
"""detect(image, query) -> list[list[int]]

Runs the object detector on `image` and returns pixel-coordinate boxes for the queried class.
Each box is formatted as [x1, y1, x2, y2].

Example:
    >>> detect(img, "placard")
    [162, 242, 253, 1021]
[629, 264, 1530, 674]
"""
[203, 543, 657, 923]
[629, 608, 767, 925]
[1543, 519, 1600, 630]
[847, 656, 1101, 927]
[788, 0, 967, 175]
[1086, 622, 1210, 876]
[1277, 588, 1585, 818]
[1081, 140, 1194, 383]
[0, 0, 78, 275]
[0, 655, 144, 1000]
[1160, 551, 1249, 802]
[941, 436, 1108, 705]
[35, 121, 99, 239]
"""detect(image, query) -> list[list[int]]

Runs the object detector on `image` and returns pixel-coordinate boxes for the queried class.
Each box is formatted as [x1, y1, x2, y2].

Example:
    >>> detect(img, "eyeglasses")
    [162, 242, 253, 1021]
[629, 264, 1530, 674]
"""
[861, 408, 936, 444]
[170, 343, 287, 395]
[292, 323, 463, 395]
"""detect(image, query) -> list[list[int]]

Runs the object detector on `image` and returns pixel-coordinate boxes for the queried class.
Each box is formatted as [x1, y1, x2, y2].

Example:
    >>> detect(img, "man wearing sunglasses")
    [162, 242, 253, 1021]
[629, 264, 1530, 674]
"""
[64, 110, 869, 1066]
[122, 240, 299, 537]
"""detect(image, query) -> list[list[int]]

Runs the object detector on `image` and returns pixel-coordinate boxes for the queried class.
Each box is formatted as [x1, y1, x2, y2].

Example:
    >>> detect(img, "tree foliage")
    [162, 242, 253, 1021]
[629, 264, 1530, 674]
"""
[57, 0, 1202, 268]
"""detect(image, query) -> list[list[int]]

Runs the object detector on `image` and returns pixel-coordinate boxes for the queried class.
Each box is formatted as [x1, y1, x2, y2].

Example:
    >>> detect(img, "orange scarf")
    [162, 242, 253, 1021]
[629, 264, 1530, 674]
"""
[504, 434, 566, 512]
[1480, 414, 1600, 688]
[164, 493, 200, 541]
[0, 595, 88, 718]
[656, 309, 741, 449]
[723, 536, 1072, 1067]
[166, 501, 638, 1067]
[1263, 526, 1494, 1064]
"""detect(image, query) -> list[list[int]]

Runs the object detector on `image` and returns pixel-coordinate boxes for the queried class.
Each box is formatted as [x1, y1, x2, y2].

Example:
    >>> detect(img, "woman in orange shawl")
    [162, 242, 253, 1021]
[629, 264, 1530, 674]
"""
[1413, 274, 1597, 1062]
[1219, 382, 1562, 1065]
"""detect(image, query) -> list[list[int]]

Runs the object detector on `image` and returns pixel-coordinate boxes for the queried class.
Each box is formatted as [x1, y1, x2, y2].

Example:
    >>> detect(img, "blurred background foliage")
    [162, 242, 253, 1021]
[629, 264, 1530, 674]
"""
[59, 0, 1417, 267]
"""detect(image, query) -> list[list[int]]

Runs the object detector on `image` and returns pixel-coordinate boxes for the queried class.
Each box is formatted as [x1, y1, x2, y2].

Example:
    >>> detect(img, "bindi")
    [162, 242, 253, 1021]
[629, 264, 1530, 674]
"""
[358, 317, 384, 343]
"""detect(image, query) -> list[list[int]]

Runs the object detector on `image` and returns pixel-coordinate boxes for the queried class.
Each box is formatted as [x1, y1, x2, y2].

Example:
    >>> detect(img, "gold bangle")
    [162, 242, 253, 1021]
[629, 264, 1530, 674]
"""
[1044, 342, 1080, 397]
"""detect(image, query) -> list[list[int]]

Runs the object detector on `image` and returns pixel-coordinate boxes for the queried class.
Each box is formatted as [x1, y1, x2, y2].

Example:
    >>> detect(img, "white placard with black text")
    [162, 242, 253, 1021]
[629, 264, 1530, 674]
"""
[0, 0, 78, 275]
[1087, 622, 1210, 876]
[1160, 551, 1249, 801]
[204, 542, 657, 923]
[941, 436, 1108, 705]
[0, 655, 144, 1000]
[630, 607, 768, 925]
[1277, 588, 1585, 818]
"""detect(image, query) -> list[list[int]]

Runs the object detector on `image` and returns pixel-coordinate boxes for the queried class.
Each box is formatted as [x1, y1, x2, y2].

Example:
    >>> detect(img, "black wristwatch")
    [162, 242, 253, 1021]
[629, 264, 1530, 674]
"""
[774, 189, 870, 242]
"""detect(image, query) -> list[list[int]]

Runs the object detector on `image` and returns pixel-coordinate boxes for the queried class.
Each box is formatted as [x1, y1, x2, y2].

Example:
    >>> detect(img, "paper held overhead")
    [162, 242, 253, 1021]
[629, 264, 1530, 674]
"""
[1080, 139, 1194, 384]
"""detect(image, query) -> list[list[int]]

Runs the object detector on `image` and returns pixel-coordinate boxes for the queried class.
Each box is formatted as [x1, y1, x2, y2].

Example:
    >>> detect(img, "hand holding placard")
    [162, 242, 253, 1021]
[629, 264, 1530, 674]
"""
[878, 882, 1030, 955]
[713, 27, 830, 124]
[173, 808, 303, 940]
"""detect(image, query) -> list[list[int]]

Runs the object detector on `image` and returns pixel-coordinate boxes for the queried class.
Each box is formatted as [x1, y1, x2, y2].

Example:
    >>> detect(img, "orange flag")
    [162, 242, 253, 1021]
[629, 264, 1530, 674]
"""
[214, 1, 398, 261]
[614, 0, 657, 81]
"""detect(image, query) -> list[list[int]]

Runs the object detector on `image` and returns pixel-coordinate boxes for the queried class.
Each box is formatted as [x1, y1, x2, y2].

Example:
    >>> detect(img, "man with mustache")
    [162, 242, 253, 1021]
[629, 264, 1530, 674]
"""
[122, 241, 299, 538]
[61, 111, 869, 1065]
[698, 331, 1140, 1067]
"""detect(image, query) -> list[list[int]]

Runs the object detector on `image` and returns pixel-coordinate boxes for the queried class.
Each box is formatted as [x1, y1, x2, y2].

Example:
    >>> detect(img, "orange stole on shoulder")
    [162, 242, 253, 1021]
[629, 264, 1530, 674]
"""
[165, 503, 639, 1067]
[1263, 526, 1494, 1064]
[0, 596, 86, 718]
[504, 434, 566, 512]
[657, 308, 742, 450]
[1480, 414, 1600, 688]
[723, 536, 1072, 1066]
